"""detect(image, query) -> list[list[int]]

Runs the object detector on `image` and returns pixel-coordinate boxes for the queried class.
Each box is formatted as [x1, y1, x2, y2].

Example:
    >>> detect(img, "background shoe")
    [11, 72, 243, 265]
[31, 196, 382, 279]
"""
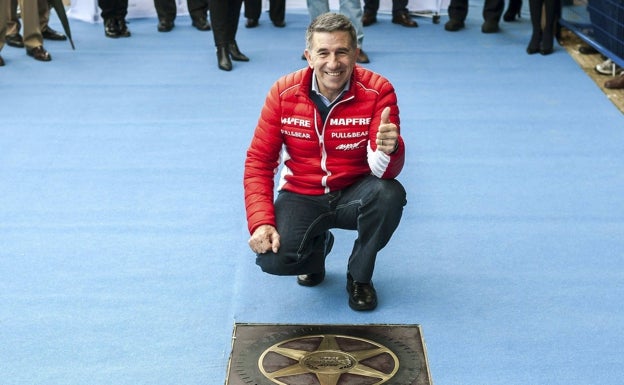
[605, 74, 624, 89]
[481, 19, 500, 33]
[392, 11, 418, 27]
[6, 33, 24, 48]
[578, 45, 598, 55]
[157, 19, 174, 32]
[26, 46, 52, 61]
[272, 19, 286, 27]
[192, 16, 211, 31]
[444, 19, 464, 31]
[362, 12, 377, 26]
[503, 0, 522, 22]
[104, 18, 130, 38]
[0, 55, 4, 66]
[217, 46, 232, 71]
[116, 19, 131, 37]
[42, 26, 67, 41]
[357, 49, 370, 64]
[245, 18, 259, 28]
[595, 59, 620, 76]
[228, 41, 249, 62]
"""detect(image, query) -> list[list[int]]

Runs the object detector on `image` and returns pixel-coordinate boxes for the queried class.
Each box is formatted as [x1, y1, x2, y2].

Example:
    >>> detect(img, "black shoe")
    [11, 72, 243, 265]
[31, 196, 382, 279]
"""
[0, 55, 4, 66]
[578, 44, 598, 55]
[104, 18, 119, 38]
[444, 19, 465, 31]
[5, 33, 24, 48]
[362, 12, 377, 26]
[481, 19, 500, 33]
[357, 49, 370, 64]
[217, 45, 232, 71]
[503, 0, 522, 22]
[246, 18, 259, 28]
[26, 45, 52, 61]
[104, 18, 130, 38]
[297, 232, 334, 287]
[392, 11, 418, 27]
[228, 41, 249, 62]
[157, 19, 174, 32]
[347, 273, 377, 311]
[272, 19, 286, 28]
[297, 271, 326, 286]
[42, 26, 67, 41]
[192, 16, 211, 31]
[116, 18, 131, 37]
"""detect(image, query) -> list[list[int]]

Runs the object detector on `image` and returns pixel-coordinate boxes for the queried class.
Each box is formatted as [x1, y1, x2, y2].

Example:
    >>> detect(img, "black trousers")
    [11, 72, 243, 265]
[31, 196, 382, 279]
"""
[209, 0, 242, 46]
[98, 0, 128, 20]
[363, 0, 409, 15]
[447, 0, 504, 22]
[243, 0, 286, 23]
[154, 0, 209, 22]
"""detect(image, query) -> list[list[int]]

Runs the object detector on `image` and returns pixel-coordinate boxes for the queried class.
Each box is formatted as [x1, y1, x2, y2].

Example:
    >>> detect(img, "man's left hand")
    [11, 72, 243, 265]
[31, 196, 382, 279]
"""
[375, 107, 399, 155]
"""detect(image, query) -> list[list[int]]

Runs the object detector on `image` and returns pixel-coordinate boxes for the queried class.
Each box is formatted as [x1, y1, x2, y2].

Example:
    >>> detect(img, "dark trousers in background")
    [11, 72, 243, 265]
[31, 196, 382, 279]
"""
[98, 0, 128, 20]
[154, 0, 209, 22]
[209, 0, 242, 46]
[447, 0, 504, 22]
[243, 0, 286, 23]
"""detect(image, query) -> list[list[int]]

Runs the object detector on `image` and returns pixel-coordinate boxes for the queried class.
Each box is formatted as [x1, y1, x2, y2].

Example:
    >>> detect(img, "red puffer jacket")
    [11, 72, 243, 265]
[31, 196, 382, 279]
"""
[244, 65, 405, 234]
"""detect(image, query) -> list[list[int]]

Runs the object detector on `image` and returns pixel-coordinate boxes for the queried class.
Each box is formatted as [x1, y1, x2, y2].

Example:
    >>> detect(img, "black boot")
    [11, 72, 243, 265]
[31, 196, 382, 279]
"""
[503, 0, 522, 21]
[217, 45, 232, 71]
[227, 41, 249, 62]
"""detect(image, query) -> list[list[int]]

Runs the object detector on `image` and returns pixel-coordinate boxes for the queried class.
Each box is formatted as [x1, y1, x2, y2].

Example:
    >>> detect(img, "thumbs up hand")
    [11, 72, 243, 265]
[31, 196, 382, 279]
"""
[375, 107, 399, 155]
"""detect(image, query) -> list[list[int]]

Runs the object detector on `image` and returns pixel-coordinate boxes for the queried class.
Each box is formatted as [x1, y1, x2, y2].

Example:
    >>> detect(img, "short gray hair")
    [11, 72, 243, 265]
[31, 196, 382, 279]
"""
[305, 13, 357, 51]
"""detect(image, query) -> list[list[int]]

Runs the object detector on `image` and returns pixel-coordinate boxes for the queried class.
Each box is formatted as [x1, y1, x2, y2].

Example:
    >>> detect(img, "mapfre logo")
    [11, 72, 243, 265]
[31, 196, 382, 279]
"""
[281, 117, 311, 128]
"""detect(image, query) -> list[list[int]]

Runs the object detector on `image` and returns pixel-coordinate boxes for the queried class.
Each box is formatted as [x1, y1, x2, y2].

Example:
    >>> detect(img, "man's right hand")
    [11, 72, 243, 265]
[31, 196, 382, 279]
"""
[248, 225, 281, 254]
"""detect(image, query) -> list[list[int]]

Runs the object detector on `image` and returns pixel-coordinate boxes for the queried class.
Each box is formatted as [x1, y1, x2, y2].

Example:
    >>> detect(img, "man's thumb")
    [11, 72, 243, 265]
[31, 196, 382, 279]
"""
[380, 106, 391, 124]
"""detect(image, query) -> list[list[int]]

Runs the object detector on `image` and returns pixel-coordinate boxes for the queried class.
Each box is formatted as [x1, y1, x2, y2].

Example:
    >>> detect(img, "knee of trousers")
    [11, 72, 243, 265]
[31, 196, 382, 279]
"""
[370, 179, 407, 209]
[255, 252, 301, 276]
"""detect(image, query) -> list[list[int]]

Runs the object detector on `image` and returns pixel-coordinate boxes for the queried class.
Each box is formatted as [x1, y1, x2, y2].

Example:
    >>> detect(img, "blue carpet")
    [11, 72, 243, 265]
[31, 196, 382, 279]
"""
[1, 4, 624, 385]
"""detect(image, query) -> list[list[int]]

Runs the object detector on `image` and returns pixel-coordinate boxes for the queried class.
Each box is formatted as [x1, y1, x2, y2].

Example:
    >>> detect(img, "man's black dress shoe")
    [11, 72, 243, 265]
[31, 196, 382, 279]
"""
[362, 12, 377, 27]
[6, 33, 24, 48]
[42, 26, 67, 41]
[272, 19, 286, 28]
[246, 18, 259, 28]
[357, 49, 370, 64]
[104, 19, 118, 37]
[228, 41, 249, 62]
[157, 19, 174, 32]
[347, 273, 377, 311]
[297, 232, 334, 287]
[117, 19, 131, 37]
[0, 55, 5, 66]
[444, 19, 465, 31]
[392, 11, 418, 27]
[481, 19, 500, 33]
[26, 46, 52, 62]
[297, 271, 326, 287]
[104, 18, 131, 38]
[192, 16, 211, 31]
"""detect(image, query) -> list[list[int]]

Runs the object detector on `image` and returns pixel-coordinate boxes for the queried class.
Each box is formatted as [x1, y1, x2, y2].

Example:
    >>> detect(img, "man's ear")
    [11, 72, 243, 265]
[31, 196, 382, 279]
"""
[304, 49, 313, 68]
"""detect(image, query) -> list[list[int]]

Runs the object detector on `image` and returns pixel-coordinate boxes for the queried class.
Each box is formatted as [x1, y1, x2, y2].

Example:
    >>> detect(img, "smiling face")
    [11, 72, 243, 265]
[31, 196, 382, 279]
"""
[304, 31, 359, 102]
